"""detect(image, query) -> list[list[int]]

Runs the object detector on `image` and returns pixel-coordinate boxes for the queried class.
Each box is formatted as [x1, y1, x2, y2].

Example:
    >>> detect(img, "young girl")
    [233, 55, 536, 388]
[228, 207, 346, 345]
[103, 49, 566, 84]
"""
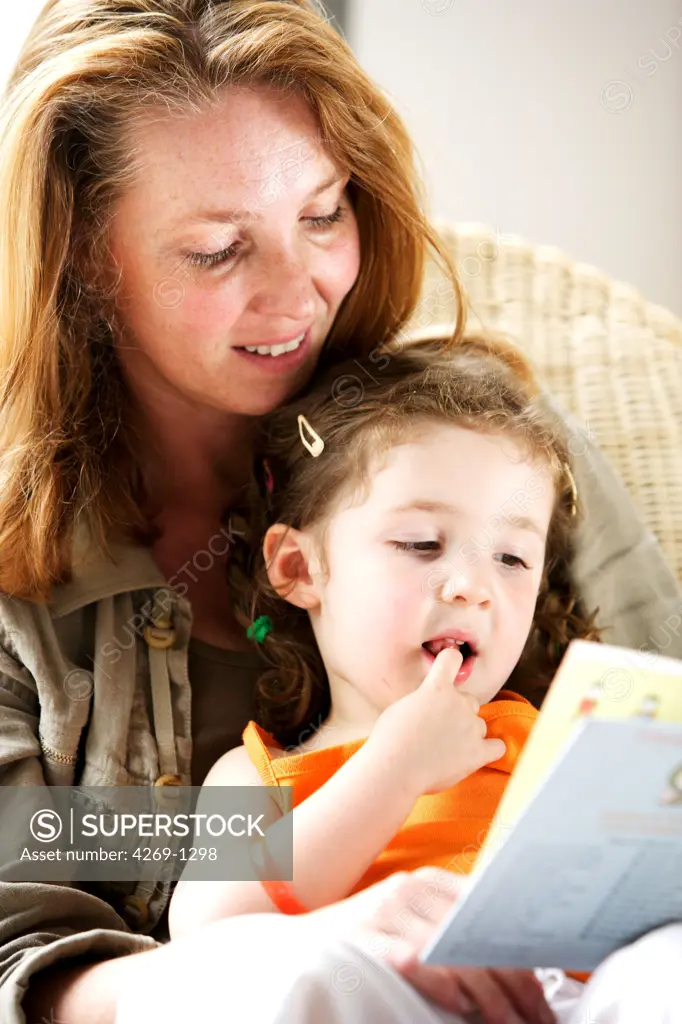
[169, 334, 599, 1018]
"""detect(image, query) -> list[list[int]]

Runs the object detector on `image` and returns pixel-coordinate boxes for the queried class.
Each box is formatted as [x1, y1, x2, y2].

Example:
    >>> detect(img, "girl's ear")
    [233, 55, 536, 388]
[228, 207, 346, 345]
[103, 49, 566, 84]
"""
[263, 524, 322, 611]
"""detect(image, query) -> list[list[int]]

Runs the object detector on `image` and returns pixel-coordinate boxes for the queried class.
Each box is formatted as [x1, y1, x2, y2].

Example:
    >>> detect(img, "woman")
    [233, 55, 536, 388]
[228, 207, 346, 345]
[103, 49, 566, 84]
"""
[0, 2, 680, 1023]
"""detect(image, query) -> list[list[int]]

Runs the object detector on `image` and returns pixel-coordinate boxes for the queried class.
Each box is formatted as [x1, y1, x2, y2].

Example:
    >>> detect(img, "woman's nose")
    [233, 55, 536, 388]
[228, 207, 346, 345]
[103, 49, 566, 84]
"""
[251, 246, 317, 322]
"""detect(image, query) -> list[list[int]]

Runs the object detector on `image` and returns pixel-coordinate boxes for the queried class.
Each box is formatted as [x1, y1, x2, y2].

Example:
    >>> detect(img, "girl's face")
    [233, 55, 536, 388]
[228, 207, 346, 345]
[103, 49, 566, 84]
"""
[107, 83, 361, 418]
[308, 424, 556, 721]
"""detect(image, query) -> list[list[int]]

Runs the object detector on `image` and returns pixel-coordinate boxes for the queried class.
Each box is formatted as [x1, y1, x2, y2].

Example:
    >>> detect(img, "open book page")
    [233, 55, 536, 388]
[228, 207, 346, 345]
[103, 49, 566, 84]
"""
[422, 717, 682, 970]
[478, 640, 682, 863]
[420, 641, 682, 971]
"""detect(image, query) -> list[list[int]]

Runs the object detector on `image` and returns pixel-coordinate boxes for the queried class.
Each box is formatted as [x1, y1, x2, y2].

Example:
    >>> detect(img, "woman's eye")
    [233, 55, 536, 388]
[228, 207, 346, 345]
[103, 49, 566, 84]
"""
[392, 541, 441, 554]
[495, 553, 531, 571]
[306, 205, 345, 230]
[186, 243, 240, 269]
[185, 205, 345, 269]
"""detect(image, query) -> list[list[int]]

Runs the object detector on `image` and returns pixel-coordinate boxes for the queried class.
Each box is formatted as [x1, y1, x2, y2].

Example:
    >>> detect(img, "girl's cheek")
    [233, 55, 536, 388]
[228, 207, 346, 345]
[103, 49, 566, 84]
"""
[383, 587, 421, 628]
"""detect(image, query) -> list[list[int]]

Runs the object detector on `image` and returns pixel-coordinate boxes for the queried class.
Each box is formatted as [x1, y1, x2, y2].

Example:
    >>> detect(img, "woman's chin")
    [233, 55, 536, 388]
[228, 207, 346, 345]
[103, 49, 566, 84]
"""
[212, 370, 315, 417]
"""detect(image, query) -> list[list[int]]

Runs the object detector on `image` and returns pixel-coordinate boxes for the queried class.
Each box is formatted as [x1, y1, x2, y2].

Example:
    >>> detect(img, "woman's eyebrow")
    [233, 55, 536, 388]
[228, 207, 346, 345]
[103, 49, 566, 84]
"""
[171, 171, 347, 228]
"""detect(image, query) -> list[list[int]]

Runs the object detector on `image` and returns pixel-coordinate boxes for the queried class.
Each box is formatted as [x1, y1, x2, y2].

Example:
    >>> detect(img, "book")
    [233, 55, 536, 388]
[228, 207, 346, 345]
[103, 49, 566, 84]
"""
[421, 640, 682, 972]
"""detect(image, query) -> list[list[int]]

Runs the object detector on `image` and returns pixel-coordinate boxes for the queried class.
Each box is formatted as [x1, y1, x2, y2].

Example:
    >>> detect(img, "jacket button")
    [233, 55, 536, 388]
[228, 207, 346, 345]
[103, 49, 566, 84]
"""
[144, 624, 176, 650]
[154, 773, 182, 786]
[123, 895, 149, 929]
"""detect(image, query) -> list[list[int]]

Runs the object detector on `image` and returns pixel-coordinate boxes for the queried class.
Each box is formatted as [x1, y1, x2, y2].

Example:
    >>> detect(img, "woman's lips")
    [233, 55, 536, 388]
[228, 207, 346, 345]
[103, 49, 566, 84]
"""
[232, 329, 312, 375]
[422, 646, 478, 685]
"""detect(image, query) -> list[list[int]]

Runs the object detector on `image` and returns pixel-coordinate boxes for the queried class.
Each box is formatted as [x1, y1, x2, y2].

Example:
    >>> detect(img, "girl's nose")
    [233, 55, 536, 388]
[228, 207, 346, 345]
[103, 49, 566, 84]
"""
[425, 556, 492, 607]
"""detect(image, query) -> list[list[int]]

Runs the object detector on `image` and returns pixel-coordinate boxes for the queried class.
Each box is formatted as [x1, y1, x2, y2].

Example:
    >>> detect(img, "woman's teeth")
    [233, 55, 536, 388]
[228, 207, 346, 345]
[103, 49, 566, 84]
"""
[243, 333, 306, 357]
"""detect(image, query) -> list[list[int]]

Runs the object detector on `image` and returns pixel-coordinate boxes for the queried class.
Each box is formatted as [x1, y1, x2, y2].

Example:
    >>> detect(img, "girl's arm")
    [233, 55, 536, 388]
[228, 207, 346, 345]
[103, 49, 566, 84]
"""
[170, 648, 505, 938]
[168, 732, 423, 937]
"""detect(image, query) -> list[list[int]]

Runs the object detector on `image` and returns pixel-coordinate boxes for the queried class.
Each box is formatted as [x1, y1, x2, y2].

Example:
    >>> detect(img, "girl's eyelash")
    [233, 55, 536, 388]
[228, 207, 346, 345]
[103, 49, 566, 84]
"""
[392, 541, 441, 554]
[392, 542, 531, 571]
[187, 206, 345, 269]
[495, 553, 531, 571]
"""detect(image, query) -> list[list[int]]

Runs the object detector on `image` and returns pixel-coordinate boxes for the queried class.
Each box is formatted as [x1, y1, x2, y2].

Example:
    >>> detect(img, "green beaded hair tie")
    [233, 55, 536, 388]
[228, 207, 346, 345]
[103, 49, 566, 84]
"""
[247, 615, 273, 644]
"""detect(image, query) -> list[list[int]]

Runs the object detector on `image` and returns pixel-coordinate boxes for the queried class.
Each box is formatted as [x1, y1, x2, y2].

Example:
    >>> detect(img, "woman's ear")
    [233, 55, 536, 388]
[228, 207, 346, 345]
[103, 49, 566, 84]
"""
[263, 524, 323, 611]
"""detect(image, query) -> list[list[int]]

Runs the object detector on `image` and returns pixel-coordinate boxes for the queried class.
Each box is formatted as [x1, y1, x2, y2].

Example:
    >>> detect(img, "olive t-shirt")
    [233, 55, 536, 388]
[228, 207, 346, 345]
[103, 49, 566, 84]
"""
[151, 637, 263, 942]
[187, 637, 263, 787]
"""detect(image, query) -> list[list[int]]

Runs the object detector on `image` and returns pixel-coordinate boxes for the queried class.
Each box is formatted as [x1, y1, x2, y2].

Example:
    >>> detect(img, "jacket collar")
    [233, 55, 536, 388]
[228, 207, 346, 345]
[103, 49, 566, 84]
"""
[49, 522, 166, 619]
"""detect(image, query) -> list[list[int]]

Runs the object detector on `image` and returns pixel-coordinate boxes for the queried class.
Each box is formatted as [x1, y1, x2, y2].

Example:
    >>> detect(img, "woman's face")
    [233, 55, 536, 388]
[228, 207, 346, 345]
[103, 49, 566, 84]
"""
[107, 83, 361, 418]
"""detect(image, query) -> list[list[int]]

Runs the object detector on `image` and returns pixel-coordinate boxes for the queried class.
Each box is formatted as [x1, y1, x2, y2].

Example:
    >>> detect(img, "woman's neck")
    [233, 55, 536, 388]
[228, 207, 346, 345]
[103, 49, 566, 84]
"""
[126, 374, 259, 649]
[143, 409, 256, 520]
[116, 337, 258, 516]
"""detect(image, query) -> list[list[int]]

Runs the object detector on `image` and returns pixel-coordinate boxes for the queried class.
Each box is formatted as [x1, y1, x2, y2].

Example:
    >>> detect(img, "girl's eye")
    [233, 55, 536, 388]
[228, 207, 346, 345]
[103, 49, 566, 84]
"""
[495, 553, 531, 571]
[392, 541, 441, 554]
[186, 242, 240, 269]
[306, 205, 344, 230]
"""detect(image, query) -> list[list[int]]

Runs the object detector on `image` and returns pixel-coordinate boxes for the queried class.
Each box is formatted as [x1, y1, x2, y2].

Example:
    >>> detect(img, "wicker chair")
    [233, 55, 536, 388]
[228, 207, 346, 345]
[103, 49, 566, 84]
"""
[409, 222, 682, 587]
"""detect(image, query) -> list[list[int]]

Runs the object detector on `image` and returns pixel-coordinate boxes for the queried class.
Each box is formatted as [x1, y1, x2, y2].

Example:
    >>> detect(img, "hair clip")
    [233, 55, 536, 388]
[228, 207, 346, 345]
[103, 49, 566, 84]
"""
[262, 458, 275, 495]
[298, 414, 325, 457]
[564, 462, 578, 517]
[247, 615, 273, 644]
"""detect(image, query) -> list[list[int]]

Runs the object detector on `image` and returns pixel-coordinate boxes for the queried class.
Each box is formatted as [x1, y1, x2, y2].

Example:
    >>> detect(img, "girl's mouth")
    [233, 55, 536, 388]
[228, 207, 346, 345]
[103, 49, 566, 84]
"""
[422, 639, 478, 685]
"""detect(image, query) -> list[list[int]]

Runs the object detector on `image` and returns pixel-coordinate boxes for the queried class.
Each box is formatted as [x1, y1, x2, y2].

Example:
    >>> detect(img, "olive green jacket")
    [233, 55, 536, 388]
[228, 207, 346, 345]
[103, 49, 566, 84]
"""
[1, 396, 681, 1023]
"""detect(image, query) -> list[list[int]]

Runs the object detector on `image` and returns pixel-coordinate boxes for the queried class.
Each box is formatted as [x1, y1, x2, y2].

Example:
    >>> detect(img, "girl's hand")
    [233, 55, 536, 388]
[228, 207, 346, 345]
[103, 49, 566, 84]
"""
[369, 647, 506, 796]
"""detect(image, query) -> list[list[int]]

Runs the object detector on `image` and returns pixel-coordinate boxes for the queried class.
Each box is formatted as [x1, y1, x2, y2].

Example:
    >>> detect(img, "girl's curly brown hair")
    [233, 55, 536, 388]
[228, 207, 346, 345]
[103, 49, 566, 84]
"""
[228, 333, 601, 747]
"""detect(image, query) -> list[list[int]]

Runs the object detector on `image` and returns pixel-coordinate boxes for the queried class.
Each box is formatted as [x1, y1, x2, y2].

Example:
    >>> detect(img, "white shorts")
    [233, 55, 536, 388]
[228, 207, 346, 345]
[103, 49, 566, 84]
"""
[116, 918, 682, 1024]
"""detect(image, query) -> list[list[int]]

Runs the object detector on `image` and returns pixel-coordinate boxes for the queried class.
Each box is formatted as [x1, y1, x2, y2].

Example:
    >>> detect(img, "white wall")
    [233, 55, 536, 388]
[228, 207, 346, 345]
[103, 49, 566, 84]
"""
[0, 6, 45, 92]
[350, 0, 682, 317]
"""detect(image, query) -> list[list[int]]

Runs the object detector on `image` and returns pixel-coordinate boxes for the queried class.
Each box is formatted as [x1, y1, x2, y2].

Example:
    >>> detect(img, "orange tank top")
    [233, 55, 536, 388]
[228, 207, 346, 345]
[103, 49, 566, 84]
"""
[242, 690, 537, 893]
